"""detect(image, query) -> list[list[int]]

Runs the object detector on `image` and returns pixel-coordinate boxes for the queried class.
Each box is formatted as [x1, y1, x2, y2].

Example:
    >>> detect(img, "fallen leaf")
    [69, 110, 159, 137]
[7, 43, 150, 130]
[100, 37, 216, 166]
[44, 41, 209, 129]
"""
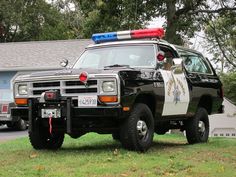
[113, 149, 119, 156]
[29, 153, 38, 159]
[35, 165, 45, 171]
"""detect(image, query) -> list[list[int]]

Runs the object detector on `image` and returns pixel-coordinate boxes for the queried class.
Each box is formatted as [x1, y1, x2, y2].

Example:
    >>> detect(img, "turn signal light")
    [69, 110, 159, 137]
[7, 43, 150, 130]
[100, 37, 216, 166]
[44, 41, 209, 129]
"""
[15, 98, 28, 105]
[123, 107, 130, 111]
[98, 96, 118, 103]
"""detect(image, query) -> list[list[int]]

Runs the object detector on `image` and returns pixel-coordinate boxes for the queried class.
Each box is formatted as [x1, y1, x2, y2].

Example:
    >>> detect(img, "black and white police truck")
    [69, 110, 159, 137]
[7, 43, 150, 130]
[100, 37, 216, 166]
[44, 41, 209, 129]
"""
[11, 28, 224, 151]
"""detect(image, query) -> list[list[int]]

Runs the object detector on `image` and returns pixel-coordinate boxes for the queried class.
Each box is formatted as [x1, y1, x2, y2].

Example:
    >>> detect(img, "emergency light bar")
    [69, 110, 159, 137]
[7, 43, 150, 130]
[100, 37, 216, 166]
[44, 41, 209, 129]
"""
[92, 28, 165, 44]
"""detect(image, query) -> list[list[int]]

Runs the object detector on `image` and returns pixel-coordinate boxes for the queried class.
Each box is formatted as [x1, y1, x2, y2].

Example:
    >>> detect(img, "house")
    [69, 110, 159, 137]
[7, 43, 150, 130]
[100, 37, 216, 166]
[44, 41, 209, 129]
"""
[0, 39, 91, 104]
[209, 98, 236, 138]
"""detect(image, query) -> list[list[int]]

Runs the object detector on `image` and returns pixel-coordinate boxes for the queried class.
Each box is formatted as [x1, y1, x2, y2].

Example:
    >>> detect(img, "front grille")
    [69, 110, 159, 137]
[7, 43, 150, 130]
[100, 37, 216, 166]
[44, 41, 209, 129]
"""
[65, 80, 97, 86]
[30, 79, 98, 96]
[65, 88, 97, 94]
[33, 90, 48, 95]
[33, 82, 60, 88]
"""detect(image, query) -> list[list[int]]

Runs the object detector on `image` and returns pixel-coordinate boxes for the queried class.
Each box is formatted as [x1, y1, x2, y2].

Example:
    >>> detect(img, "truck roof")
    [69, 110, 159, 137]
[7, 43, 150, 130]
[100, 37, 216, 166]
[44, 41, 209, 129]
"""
[86, 39, 173, 49]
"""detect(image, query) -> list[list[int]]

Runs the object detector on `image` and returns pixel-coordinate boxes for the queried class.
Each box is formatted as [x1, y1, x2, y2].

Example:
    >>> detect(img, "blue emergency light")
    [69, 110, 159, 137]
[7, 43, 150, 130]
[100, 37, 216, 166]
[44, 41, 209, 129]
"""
[92, 28, 165, 44]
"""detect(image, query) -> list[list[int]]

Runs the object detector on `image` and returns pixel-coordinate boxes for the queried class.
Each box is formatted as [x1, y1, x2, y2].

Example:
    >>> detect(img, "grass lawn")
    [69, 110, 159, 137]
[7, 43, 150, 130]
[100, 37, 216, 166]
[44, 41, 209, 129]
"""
[0, 133, 235, 177]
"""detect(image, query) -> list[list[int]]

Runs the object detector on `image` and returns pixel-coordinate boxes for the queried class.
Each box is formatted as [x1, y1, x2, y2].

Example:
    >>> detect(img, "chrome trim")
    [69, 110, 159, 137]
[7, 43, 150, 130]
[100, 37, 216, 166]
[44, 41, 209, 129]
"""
[13, 73, 121, 105]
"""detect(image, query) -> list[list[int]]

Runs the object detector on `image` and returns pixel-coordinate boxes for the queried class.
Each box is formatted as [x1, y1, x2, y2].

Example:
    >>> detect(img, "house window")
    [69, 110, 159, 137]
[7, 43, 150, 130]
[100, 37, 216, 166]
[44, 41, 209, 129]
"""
[232, 133, 236, 136]
[220, 134, 224, 136]
[214, 134, 218, 137]
[226, 133, 229, 136]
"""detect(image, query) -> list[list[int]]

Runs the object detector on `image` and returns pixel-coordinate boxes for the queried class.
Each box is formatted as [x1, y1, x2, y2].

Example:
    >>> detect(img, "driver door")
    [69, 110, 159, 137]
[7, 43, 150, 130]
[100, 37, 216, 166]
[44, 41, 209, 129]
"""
[157, 44, 190, 116]
[160, 69, 190, 116]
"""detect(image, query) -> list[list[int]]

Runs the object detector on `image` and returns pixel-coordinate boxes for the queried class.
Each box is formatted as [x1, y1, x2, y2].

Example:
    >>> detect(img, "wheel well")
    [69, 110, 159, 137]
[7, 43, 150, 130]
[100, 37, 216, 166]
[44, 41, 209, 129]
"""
[198, 95, 212, 114]
[134, 94, 156, 117]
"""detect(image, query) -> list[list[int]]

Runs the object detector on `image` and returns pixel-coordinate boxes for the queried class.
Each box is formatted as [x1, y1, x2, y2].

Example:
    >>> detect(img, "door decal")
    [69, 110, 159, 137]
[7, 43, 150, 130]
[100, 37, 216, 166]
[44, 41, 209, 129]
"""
[160, 70, 190, 116]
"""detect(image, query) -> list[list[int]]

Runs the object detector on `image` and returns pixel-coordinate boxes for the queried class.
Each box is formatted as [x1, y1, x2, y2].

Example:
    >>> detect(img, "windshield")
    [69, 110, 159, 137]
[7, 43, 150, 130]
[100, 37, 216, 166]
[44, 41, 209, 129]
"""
[73, 45, 156, 69]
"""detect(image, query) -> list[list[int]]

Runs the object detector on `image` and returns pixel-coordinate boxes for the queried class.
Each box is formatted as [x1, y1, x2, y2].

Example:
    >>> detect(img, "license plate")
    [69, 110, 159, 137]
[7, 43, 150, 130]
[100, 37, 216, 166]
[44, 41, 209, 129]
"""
[41, 109, 61, 118]
[78, 95, 97, 107]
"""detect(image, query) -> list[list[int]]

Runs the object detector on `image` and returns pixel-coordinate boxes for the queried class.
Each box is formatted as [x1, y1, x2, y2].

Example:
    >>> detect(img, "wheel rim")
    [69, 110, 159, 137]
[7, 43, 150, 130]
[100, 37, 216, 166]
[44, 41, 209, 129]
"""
[198, 121, 206, 136]
[137, 120, 148, 139]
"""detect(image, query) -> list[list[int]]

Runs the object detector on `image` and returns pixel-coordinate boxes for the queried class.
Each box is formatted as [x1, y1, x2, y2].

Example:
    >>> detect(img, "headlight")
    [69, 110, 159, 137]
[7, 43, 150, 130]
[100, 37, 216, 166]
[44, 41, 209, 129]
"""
[18, 84, 28, 95]
[102, 81, 115, 92]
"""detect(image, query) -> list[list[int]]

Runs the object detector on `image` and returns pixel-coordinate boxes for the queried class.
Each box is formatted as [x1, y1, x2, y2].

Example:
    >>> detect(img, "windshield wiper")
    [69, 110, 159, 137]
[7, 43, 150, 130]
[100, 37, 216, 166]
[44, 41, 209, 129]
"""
[104, 64, 130, 68]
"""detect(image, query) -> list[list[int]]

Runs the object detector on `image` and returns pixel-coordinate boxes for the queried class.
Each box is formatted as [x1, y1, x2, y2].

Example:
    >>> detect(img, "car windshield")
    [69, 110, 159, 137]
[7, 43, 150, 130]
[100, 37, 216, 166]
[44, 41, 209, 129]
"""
[73, 45, 156, 69]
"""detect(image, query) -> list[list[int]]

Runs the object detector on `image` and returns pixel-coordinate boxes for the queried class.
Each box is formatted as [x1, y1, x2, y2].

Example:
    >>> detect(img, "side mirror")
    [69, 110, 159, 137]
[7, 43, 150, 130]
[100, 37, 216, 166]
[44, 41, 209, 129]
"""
[172, 58, 183, 74]
[60, 59, 69, 68]
[156, 51, 165, 62]
[173, 58, 183, 65]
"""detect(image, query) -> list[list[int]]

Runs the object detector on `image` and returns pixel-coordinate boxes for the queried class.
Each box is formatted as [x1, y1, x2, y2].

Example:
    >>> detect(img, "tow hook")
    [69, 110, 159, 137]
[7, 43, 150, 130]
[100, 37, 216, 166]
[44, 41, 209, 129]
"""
[49, 113, 53, 134]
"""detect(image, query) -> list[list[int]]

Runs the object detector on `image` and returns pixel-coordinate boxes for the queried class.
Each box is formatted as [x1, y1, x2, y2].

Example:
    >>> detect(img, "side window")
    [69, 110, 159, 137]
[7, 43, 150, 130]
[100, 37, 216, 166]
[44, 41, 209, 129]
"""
[177, 47, 213, 74]
[159, 45, 177, 70]
[184, 55, 212, 74]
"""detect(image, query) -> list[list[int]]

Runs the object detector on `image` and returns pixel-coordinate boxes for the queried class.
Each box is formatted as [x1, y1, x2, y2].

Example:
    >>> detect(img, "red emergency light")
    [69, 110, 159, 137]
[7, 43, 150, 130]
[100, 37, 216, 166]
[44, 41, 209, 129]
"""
[79, 72, 88, 83]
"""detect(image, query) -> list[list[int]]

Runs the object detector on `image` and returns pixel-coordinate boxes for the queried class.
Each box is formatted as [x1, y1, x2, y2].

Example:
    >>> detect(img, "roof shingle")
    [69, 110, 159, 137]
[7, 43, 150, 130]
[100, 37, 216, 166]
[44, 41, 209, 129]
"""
[0, 39, 92, 71]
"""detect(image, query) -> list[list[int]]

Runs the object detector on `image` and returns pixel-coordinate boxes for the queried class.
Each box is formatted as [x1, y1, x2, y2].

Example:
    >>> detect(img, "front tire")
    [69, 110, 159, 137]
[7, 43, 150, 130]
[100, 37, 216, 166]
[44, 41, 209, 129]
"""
[185, 107, 209, 144]
[120, 103, 154, 152]
[29, 120, 64, 150]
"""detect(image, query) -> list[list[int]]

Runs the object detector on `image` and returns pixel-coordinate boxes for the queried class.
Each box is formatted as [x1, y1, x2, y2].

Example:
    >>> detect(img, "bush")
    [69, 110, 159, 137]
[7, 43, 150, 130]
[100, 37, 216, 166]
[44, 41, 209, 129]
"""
[220, 72, 236, 103]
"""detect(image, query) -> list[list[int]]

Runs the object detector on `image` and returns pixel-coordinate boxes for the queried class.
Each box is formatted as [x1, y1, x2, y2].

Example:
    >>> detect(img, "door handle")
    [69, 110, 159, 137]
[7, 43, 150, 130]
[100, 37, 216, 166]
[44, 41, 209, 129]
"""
[187, 73, 197, 79]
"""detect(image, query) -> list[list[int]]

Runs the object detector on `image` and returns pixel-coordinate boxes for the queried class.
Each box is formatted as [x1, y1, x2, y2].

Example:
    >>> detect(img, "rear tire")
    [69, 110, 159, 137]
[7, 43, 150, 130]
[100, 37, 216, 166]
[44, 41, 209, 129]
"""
[185, 107, 209, 144]
[120, 103, 154, 152]
[29, 120, 64, 150]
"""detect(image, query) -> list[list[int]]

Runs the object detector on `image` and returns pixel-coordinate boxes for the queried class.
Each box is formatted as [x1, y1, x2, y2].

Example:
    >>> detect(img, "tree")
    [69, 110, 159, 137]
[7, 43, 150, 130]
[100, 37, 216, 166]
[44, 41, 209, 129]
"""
[0, 0, 75, 42]
[221, 72, 236, 103]
[74, 0, 157, 38]
[153, 0, 236, 45]
[204, 9, 236, 71]
[1, 0, 235, 46]
[70, 0, 235, 45]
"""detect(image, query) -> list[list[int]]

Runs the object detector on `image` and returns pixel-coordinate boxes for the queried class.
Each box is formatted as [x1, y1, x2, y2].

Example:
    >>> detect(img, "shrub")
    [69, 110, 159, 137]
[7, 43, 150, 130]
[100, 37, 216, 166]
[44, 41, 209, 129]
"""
[220, 72, 236, 103]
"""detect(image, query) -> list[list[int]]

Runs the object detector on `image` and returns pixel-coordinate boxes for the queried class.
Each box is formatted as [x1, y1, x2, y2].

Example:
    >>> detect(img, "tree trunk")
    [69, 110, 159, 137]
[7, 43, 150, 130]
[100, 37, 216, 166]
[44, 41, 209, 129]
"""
[165, 0, 183, 45]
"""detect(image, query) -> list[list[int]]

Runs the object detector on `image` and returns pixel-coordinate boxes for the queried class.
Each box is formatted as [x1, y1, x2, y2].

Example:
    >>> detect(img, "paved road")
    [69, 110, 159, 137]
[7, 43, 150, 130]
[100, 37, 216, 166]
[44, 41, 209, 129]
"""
[0, 125, 28, 142]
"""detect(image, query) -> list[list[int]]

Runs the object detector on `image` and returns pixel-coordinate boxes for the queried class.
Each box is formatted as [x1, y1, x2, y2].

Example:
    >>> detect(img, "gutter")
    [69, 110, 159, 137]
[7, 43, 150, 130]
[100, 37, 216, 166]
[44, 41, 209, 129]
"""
[0, 67, 62, 72]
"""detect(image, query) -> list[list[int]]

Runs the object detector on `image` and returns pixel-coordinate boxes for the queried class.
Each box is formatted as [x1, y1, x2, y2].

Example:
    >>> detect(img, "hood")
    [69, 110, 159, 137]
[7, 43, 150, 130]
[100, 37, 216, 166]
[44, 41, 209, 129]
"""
[14, 67, 145, 82]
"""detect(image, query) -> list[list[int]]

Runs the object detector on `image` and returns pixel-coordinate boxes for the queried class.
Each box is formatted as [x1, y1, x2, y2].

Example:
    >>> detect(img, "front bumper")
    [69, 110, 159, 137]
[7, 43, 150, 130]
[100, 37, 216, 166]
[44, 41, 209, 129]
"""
[11, 105, 127, 120]
[11, 99, 129, 133]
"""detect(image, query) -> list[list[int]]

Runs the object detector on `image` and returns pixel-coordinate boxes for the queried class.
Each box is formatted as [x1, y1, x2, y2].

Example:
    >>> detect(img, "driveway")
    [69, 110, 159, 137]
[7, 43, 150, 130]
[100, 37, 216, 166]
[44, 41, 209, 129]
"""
[0, 125, 28, 142]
